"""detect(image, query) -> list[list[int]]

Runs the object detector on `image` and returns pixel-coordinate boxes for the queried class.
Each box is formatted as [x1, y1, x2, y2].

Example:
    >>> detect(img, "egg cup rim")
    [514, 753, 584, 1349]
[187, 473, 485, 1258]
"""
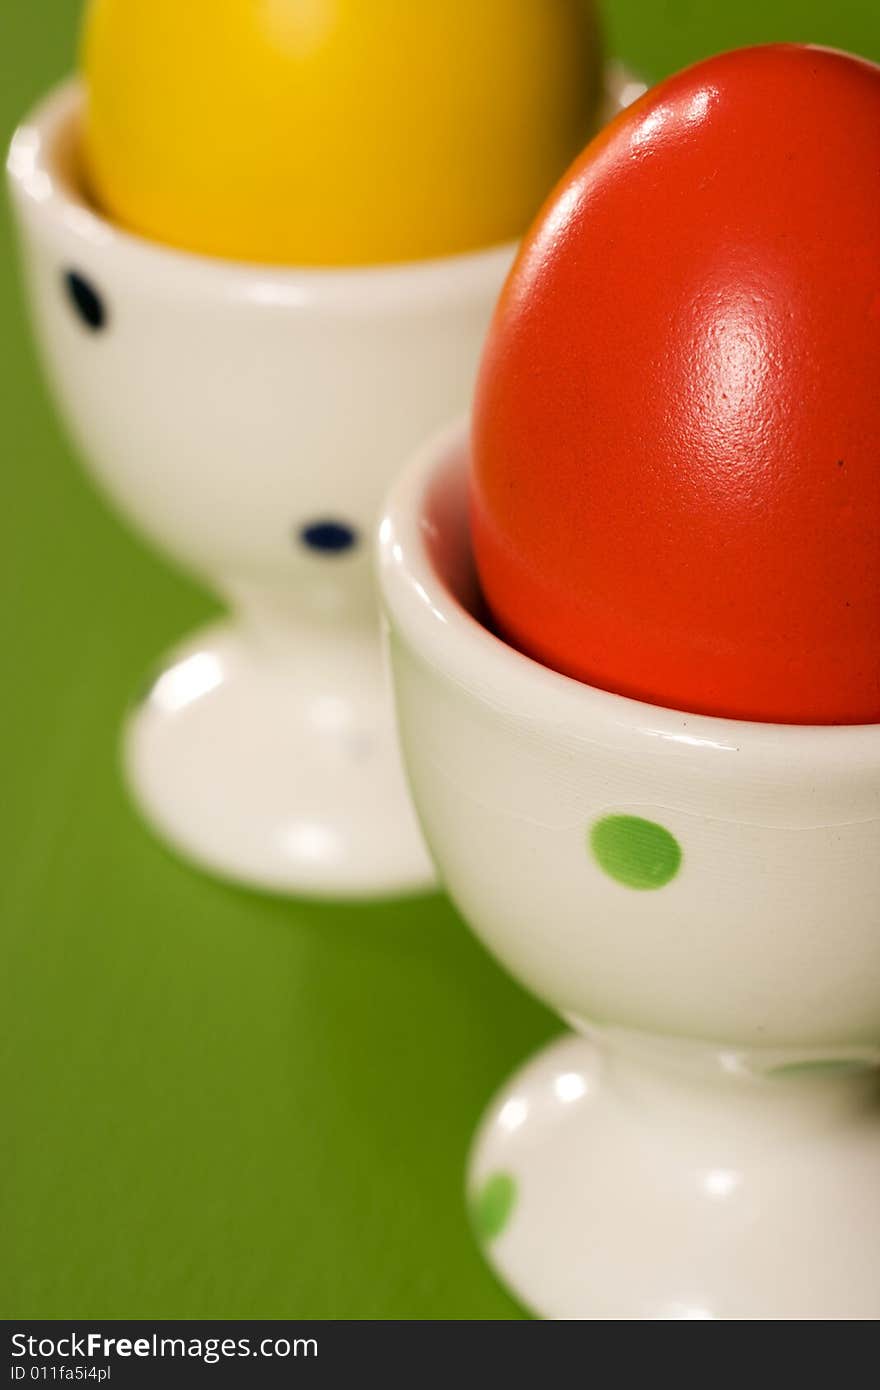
[7, 79, 519, 309]
[378, 418, 880, 778]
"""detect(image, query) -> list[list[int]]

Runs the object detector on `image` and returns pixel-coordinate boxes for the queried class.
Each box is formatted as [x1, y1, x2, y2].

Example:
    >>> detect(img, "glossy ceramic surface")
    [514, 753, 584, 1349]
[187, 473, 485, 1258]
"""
[7, 82, 515, 895]
[472, 43, 880, 725]
[126, 617, 433, 897]
[379, 423, 880, 1318]
[470, 1032, 880, 1320]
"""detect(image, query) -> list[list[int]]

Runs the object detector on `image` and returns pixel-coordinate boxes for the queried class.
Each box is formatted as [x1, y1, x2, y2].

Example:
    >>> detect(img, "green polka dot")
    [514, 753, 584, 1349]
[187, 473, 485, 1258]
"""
[768, 1058, 874, 1080]
[590, 814, 682, 890]
[470, 1172, 516, 1242]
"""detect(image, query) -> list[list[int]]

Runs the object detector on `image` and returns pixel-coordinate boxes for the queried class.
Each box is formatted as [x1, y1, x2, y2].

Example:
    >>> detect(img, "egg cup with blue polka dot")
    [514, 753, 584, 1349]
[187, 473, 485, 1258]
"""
[379, 421, 880, 1320]
[7, 81, 515, 897]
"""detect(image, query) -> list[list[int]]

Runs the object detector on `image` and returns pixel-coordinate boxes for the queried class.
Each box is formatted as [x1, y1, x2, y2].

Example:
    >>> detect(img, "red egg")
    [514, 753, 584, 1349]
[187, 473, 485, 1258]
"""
[472, 44, 880, 725]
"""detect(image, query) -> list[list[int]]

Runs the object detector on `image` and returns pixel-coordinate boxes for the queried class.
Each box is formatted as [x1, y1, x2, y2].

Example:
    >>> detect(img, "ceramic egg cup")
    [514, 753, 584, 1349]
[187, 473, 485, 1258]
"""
[7, 64, 639, 899]
[379, 422, 880, 1320]
[6, 82, 521, 897]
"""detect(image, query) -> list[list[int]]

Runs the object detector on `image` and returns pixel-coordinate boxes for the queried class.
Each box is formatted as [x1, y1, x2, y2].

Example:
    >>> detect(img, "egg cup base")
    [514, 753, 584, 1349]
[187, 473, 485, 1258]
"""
[468, 1031, 880, 1320]
[123, 618, 435, 899]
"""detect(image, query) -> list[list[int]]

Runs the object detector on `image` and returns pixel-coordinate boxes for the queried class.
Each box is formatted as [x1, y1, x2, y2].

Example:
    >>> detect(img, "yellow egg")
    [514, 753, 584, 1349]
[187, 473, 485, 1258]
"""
[79, 0, 602, 265]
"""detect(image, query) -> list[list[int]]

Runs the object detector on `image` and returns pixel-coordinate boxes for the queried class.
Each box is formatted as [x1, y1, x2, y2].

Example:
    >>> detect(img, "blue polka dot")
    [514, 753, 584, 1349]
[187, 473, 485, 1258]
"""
[299, 521, 358, 554]
[64, 271, 106, 330]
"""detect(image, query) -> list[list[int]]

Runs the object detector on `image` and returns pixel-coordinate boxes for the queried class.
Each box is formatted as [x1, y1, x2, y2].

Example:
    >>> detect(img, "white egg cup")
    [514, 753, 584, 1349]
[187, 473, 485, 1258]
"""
[379, 422, 880, 1320]
[6, 82, 518, 897]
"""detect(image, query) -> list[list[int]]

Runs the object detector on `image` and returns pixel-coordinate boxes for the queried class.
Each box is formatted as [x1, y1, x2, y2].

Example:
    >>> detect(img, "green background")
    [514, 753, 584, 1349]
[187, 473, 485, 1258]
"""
[3, 0, 878, 1320]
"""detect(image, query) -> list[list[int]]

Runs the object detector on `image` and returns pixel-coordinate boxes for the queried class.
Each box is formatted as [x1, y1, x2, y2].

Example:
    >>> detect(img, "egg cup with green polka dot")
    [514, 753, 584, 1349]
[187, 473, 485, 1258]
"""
[380, 420, 880, 1321]
[6, 79, 524, 897]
